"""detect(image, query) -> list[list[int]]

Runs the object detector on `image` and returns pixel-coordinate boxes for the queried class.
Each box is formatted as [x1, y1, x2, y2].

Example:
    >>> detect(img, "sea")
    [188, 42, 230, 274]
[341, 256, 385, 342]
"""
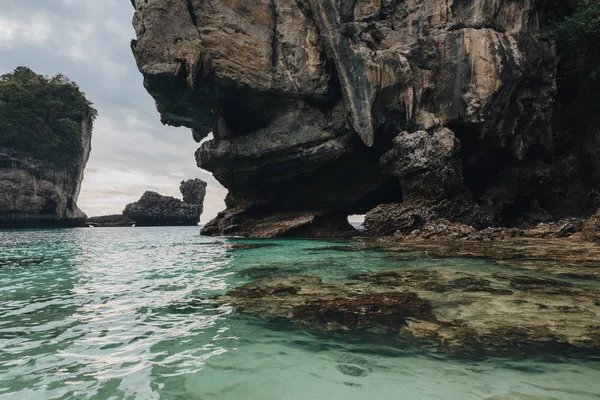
[0, 226, 599, 399]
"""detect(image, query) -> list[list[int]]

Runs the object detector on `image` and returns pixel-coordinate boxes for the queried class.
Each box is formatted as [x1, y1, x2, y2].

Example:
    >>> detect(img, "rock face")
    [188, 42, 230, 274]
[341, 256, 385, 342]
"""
[131, 0, 599, 237]
[122, 179, 207, 226]
[0, 120, 93, 228]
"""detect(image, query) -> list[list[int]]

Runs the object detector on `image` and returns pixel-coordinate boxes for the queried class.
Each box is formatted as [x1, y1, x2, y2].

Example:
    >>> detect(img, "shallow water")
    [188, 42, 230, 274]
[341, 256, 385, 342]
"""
[0, 227, 599, 399]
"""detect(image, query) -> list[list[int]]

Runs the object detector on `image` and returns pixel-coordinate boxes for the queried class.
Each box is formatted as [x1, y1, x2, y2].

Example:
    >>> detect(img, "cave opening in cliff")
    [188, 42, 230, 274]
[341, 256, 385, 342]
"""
[347, 214, 365, 228]
[218, 87, 286, 137]
[448, 121, 515, 200]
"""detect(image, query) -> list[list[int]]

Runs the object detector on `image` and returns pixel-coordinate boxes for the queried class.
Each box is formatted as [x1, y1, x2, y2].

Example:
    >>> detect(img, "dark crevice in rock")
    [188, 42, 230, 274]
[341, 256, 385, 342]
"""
[448, 121, 514, 201]
[184, 0, 199, 27]
[269, 0, 278, 71]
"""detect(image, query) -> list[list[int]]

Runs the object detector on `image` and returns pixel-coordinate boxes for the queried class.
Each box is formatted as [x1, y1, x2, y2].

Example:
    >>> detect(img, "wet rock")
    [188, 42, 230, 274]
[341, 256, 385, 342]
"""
[202, 210, 361, 238]
[365, 129, 491, 235]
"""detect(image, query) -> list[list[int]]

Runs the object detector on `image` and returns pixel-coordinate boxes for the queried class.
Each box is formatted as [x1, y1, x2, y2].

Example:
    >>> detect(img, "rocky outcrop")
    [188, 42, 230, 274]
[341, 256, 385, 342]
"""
[0, 119, 93, 228]
[131, 0, 599, 237]
[122, 179, 207, 226]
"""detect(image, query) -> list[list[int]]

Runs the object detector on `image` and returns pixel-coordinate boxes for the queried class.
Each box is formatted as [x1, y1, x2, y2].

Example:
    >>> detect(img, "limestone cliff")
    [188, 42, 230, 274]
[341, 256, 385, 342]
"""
[0, 68, 95, 228]
[0, 121, 92, 228]
[131, 0, 599, 237]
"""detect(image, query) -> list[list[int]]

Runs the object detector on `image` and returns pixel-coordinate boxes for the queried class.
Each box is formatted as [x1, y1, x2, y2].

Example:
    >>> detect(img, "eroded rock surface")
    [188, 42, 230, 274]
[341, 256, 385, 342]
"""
[131, 0, 599, 237]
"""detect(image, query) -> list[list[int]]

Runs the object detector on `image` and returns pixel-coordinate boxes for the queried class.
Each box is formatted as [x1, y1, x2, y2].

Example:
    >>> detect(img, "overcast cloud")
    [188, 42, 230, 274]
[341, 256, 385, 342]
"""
[0, 0, 226, 221]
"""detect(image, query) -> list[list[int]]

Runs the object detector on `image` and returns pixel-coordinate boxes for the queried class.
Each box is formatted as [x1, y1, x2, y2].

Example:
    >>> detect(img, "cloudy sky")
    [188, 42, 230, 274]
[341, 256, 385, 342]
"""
[0, 0, 227, 221]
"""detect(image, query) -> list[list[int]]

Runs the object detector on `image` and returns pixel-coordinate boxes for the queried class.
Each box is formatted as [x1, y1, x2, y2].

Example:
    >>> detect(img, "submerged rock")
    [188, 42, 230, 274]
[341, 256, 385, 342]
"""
[130, 0, 600, 237]
[220, 265, 600, 355]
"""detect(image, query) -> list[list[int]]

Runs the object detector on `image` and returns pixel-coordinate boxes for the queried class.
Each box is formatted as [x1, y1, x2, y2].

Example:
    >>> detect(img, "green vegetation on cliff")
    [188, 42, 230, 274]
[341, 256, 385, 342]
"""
[549, 0, 600, 80]
[0, 67, 97, 167]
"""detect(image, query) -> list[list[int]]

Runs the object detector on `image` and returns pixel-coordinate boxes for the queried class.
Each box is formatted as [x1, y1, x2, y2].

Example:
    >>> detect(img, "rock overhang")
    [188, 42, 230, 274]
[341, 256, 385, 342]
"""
[131, 0, 597, 237]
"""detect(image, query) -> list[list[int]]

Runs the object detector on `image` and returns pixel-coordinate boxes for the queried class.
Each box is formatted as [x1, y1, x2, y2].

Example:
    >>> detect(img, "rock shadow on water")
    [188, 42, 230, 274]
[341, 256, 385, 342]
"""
[228, 242, 281, 250]
[0, 257, 46, 268]
[238, 265, 305, 279]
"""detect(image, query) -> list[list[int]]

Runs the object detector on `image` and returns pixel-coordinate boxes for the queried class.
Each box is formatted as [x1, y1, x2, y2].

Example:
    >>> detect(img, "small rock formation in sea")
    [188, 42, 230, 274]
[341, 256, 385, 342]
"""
[131, 0, 599, 238]
[0, 67, 95, 228]
[122, 179, 206, 226]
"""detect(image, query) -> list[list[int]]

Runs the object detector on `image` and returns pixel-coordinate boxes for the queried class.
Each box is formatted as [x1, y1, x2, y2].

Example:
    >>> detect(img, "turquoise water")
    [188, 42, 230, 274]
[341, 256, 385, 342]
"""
[0, 227, 599, 400]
